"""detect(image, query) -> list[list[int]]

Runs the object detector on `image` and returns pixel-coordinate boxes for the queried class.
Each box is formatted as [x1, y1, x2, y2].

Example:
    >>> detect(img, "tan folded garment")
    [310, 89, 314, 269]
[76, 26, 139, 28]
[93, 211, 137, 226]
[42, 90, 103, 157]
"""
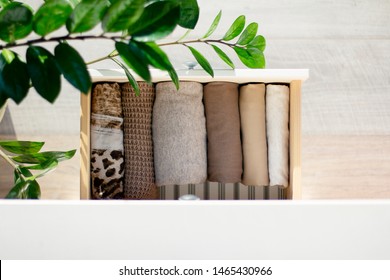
[204, 82, 242, 183]
[266, 84, 290, 188]
[122, 82, 158, 199]
[240, 84, 269, 186]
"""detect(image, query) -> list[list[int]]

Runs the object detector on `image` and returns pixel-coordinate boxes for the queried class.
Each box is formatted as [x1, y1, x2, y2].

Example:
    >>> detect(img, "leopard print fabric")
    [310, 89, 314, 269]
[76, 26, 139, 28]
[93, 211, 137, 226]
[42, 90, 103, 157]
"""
[91, 148, 124, 199]
[90, 82, 124, 199]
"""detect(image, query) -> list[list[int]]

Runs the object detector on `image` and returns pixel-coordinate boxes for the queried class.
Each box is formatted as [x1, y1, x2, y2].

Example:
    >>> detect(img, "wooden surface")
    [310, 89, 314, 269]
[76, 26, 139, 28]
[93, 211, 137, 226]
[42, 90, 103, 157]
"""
[289, 80, 302, 199]
[2, 134, 390, 200]
[80, 93, 91, 200]
[302, 135, 390, 199]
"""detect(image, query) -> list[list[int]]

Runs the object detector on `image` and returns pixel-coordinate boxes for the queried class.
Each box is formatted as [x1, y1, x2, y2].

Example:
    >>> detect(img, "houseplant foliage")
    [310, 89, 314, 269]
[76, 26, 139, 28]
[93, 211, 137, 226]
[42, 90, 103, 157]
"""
[0, 0, 266, 198]
[0, 140, 76, 198]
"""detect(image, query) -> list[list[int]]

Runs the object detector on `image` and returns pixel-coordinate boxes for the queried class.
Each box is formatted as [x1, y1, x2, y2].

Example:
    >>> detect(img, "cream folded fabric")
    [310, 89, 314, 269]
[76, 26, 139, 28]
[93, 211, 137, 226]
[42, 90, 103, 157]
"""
[122, 82, 158, 199]
[266, 84, 290, 187]
[240, 84, 269, 186]
[204, 82, 242, 183]
[153, 81, 207, 186]
[90, 83, 124, 199]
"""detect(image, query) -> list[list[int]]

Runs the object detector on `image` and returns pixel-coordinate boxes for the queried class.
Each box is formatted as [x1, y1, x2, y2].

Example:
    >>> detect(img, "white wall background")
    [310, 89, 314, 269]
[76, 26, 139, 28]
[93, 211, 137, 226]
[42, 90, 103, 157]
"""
[1, 0, 390, 136]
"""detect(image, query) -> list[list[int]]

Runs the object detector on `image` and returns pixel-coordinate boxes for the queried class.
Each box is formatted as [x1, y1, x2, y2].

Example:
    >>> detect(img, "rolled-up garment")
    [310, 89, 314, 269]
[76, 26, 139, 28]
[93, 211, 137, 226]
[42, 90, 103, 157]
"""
[240, 84, 269, 186]
[204, 82, 242, 183]
[91, 83, 122, 117]
[122, 82, 158, 199]
[153, 81, 207, 186]
[266, 84, 290, 187]
[90, 83, 124, 199]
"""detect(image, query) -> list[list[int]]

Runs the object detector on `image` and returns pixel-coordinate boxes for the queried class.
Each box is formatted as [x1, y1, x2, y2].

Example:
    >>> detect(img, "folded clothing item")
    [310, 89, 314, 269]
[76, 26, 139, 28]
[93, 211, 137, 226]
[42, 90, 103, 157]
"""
[153, 81, 207, 186]
[91, 83, 122, 117]
[90, 82, 124, 199]
[122, 82, 158, 199]
[203, 82, 242, 183]
[266, 84, 290, 188]
[240, 84, 269, 186]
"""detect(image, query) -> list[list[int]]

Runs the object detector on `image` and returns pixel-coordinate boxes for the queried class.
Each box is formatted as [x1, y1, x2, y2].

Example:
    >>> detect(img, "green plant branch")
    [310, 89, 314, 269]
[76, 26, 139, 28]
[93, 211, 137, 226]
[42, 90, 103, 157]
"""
[0, 34, 129, 51]
[86, 38, 239, 65]
[0, 147, 18, 170]
[0, 148, 28, 182]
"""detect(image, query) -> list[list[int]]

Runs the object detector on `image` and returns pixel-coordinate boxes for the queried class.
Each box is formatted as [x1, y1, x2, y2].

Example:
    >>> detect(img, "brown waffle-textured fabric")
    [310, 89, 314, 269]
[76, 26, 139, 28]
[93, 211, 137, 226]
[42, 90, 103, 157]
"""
[122, 82, 158, 199]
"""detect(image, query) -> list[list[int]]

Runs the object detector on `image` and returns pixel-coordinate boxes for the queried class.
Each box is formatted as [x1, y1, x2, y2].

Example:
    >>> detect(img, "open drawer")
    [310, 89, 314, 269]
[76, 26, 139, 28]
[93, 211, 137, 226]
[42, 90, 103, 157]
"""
[80, 69, 309, 200]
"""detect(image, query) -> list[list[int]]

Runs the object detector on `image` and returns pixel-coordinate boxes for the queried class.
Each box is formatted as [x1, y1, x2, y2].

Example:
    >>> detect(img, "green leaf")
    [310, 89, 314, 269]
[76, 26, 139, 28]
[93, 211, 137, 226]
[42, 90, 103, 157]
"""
[0, 49, 30, 104]
[13, 169, 19, 184]
[26, 46, 61, 103]
[27, 158, 59, 180]
[102, 0, 144, 32]
[0, 90, 7, 107]
[68, 0, 81, 8]
[12, 149, 76, 164]
[115, 41, 151, 82]
[8, 168, 41, 199]
[0, 140, 44, 154]
[222, 15, 245, 41]
[234, 47, 265, 68]
[211, 44, 234, 69]
[175, 0, 199, 29]
[248, 35, 266, 52]
[237, 22, 258, 45]
[0, 2, 33, 43]
[177, 29, 191, 42]
[54, 43, 91, 94]
[33, 0, 72, 36]
[0, 0, 11, 9]
[187, 46, 214, 77]
[202, 10, 221, 39]
[135, 42, 179, 89]
[27, 158, 58, 172]
[129, 1, 180, 42]
[25, 179, 41, 199]
[111, 57, 140, 96]
[66, 0, 109, 33]
[6, 179, 29, 199]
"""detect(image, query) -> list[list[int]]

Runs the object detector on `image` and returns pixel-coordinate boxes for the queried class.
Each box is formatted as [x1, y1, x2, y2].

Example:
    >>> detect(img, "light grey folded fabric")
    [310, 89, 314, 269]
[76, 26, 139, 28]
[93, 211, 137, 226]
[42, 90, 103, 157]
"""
[266, 84, 290, 187]
[203, 82, 242, 183]
[90, 83, 124, 199]
[153, 81, 207, 186]
[240, 84, 269, 186]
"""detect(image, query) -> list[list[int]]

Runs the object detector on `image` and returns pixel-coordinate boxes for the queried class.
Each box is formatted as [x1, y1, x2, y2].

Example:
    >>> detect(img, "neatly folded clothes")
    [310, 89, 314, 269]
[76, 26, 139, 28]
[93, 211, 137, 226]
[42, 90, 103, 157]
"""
[153, 81, 207, 186]
[240, 84, 269, 186]
[266, 84, 290, 187]
[90, 83, 124, 199]
[91, 83, 123, 118]
[122, 82, 158, 199]
[203, 82, 242, 183]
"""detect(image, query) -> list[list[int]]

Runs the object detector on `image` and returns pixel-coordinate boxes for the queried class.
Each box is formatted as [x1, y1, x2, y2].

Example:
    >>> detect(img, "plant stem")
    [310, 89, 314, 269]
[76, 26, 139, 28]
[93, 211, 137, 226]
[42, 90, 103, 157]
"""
[0, 148, 30, 182]
[159, 38, 236, 47]
[86, 51, 118, 65]
[0, 148, 18, 170]
[86, 39, 237, 65]
[0, 34, 128, 51]
[1, 33, 238, 65]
